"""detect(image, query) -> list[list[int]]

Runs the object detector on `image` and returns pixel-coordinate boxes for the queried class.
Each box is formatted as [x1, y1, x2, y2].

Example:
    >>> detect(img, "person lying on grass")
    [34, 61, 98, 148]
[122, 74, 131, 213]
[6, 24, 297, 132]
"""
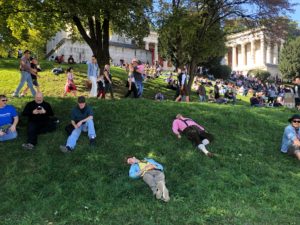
[126, 156, 170, 202]
[172, 114, 214, 157]
[281, 114, 300, 160]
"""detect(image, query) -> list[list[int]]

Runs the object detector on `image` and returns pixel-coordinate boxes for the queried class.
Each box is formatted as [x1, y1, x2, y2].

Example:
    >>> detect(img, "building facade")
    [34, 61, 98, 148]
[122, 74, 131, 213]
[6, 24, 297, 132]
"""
[224, 29, 284, 77]
[46, 30, 159, 66]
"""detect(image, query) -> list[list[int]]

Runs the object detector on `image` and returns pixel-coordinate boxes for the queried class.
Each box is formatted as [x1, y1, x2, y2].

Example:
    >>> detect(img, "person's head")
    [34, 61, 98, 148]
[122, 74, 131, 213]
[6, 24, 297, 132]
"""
[91, 55, 97, 63]
[289, 114, 300, 128]
[0, 95, 8, 108]
[77, 96, 86, 109]
[125, 156, 138, 165]
[31, 58, 38, 64]
[176, 114, 183, 119]
[104, 64, 110, 71]
[66, 67, 73, 73]
[131, 58, 138, 66]
[35, 92, 44, 104]
[24, 50, 31, 59]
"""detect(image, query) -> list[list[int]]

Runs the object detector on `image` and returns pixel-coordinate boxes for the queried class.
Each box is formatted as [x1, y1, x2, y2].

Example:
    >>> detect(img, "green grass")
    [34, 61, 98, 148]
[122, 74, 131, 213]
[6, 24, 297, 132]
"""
[0, 58, 300, 225]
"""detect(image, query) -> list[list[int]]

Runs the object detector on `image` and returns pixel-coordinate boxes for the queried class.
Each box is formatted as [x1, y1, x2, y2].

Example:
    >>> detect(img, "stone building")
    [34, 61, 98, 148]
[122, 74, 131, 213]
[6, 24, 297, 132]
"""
[224, 29, 285, 77]
[46, 30, 159, 66]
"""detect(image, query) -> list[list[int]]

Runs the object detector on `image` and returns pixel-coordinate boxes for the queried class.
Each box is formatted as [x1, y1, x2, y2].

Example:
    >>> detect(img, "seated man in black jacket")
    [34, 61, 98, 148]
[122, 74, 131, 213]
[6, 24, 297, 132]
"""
[22, 92, 57, 150]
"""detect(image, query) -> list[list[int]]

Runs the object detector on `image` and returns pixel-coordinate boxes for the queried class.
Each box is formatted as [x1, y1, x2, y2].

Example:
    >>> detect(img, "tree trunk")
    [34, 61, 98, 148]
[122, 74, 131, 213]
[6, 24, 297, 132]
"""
[187, 60, 197, 96]
[73, 15, 110, 74]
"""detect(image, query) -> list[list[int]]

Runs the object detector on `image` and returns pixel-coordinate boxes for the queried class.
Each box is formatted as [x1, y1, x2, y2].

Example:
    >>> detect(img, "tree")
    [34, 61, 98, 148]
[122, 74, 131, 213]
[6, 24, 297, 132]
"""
[157, 0, 294, 95]
[0, 0, 152, 70]
[279, 37, 300, 79]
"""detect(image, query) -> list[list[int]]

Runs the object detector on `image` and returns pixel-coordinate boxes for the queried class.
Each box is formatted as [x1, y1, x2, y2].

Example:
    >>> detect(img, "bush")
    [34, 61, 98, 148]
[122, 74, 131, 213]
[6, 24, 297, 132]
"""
[248, 69, 271, 81]
[210, 64, 232, 79]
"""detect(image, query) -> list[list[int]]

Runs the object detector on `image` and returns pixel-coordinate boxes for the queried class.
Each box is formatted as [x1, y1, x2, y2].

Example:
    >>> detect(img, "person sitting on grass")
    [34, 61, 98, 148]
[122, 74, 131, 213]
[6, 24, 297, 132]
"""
[60, 96, 96, 153]
[172, 114, 214, 157]
[281, 114, 300, 160]
[22, 92, 57, 150]
[0, 95, 19, 142]
[250, 92, 265, 107]
[126, 156, 170, 202]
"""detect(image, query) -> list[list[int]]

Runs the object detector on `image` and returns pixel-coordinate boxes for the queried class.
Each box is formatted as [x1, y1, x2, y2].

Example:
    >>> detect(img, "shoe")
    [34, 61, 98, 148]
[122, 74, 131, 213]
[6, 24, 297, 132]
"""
[20, 93, 25, 97]
[12, 92, 18, 98]
[161, 182, 170, 202]
[22, 143, 34, 150]
[89, 138, 96, 146]
[60, 145, 72, 153]
[156, 182, 163, 200]
[207, 152, 214, 158]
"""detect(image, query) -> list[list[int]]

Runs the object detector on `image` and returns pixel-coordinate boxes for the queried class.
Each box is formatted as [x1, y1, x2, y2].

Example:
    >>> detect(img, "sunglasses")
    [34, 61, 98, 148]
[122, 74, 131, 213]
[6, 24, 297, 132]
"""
[292, 120, 300, 123]
[1, 99, 7, 102]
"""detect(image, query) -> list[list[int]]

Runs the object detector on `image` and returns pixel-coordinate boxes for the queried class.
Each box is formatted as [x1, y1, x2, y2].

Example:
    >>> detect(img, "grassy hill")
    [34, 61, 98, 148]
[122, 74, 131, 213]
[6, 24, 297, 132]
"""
[0, 58, 299, 224]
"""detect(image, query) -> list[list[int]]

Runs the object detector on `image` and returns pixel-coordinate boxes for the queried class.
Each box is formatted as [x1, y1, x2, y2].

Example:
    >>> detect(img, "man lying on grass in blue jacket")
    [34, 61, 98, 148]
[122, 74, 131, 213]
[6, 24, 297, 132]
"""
[126, 156, 170, 202]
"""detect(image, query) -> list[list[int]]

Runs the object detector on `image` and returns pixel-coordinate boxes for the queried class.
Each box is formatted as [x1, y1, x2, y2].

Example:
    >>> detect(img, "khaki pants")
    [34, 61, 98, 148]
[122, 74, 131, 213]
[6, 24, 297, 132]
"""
[143, 170, 165, 194]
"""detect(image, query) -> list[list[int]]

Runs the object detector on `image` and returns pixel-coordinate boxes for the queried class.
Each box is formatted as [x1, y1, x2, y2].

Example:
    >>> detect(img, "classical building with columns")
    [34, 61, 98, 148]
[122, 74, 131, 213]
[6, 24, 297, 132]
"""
[46, 30, 159, 66]
[224, 29, 284, 77]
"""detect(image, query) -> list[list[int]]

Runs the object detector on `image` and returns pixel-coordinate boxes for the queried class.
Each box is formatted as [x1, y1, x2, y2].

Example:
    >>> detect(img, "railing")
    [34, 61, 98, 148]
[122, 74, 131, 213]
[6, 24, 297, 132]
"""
[44, 38, 67, 59]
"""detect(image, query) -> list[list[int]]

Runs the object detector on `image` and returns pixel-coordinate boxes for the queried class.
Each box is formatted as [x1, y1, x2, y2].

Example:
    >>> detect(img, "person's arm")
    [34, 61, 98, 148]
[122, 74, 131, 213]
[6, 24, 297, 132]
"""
[9, 116, 19, 132]
[172, 120, 181, 138]
[129, 164, 141, 179]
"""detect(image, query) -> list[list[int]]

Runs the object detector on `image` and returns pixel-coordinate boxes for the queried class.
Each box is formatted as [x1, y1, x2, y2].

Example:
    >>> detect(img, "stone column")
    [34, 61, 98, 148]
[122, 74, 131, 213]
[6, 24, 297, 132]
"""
[241, 43, 246, 67]
[232, 45, 237, 70]
[261, 37, 266, 65]
[251, 40, 256, 66]
[154, 43, 158, 63]
[273, 43, 278, 65]
[266, 40, 273, 64]
[145, 41, 149, 50]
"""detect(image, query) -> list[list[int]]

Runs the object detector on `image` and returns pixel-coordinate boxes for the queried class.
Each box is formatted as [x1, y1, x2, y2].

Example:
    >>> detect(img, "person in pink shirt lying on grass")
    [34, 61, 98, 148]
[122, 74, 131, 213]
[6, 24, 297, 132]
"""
[172, 114, 214, 157]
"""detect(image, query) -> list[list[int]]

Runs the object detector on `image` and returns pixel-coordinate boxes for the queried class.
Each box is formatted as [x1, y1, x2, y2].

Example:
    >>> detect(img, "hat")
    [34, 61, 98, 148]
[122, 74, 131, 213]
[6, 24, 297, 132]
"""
[288, 114, 300, 122]
[77, 96, 86, 103]
[131, 58, 138, 63]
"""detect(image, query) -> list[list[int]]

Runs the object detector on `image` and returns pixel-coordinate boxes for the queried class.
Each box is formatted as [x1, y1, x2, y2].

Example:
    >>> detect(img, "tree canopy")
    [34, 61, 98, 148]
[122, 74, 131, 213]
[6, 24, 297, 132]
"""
[0, 0, 153, 67]
[279, 37, 300, 79]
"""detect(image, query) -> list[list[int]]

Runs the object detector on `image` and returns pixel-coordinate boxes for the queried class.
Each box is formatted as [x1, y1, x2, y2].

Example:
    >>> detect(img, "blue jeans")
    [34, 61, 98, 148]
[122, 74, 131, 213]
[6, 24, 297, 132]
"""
[136, 81, 144, 97]
[0, 130, 17, 141]
[15, 71, 36, 96]
[66, 119, 96, 150]
[199, 95, 206, 102]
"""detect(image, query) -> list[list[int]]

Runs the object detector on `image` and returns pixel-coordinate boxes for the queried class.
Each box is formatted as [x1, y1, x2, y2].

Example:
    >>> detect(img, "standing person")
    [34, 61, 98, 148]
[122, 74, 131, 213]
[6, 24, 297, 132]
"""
[132, 58, 144, 97]
[21, 58, 41, 97]
[125, 63, 138, 98]
[12, 50, 36, 97]
[214, 81, 220, 100]
[0, 95, 19, 142]
[175, 68, 189, 102]
[22, 92, 57, 150]
[17, 49, 22, 58]
[281, 114, 300, 160]
[60, 96, 96, 153]
[197, 82, 206, 102]
[104, 64, 114, 99]
[293, 77, 300, 109]
[87, 56, 99, 97]
[126, 156, 170, 202]
[63, 67, 77, 97]
[172, 114, 214, 157]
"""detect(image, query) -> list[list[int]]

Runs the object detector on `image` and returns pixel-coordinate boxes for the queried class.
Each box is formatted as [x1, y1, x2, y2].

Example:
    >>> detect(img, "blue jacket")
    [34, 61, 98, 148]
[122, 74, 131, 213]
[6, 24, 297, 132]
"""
[87, 62, 99, 77]
[281, 124, 299, 153]
[128, 158, 164, 179]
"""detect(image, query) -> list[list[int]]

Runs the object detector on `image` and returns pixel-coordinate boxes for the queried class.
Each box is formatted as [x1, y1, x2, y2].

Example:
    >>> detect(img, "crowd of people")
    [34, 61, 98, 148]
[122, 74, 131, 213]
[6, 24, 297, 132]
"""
[2, 49, 300, 203]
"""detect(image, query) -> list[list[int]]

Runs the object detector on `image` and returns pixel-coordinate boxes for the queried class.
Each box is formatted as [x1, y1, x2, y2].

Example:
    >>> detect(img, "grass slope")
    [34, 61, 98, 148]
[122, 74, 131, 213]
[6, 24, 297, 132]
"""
[0, 59, 299, 225]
